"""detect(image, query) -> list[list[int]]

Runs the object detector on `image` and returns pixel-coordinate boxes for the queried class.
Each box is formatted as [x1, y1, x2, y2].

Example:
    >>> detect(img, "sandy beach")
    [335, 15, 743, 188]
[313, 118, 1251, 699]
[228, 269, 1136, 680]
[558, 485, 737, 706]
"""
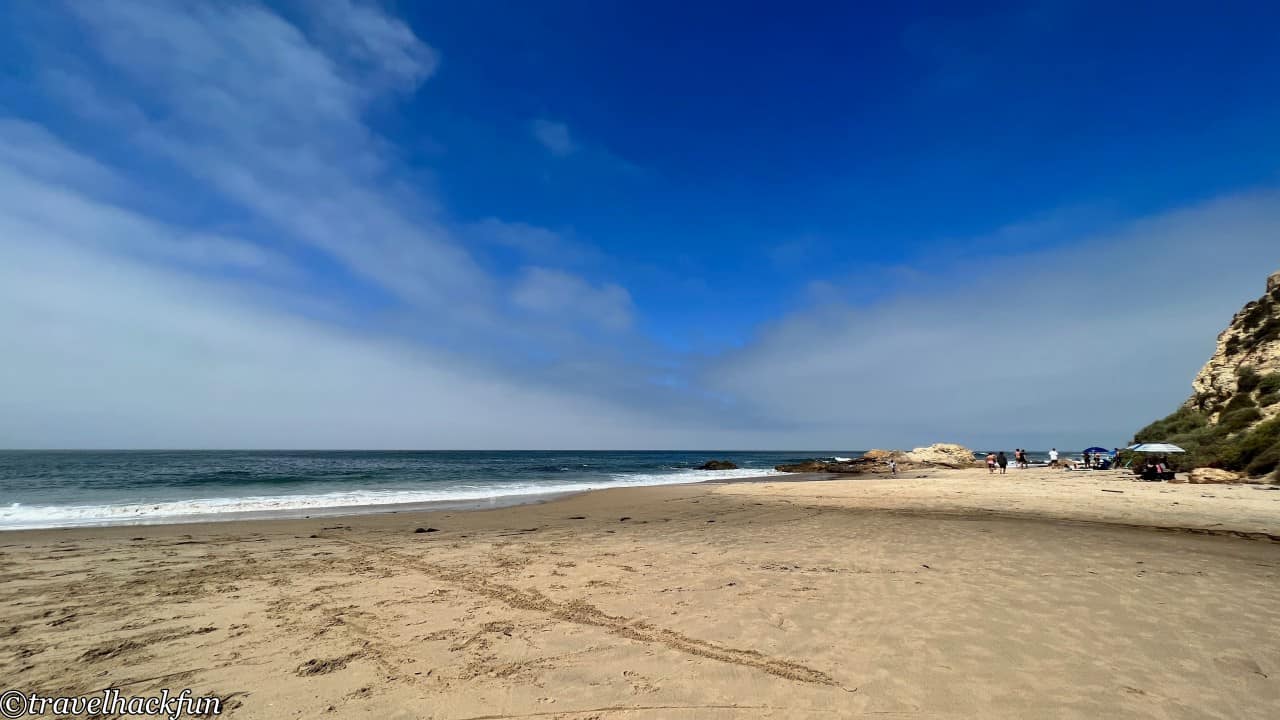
[3, 467, 1279, 719]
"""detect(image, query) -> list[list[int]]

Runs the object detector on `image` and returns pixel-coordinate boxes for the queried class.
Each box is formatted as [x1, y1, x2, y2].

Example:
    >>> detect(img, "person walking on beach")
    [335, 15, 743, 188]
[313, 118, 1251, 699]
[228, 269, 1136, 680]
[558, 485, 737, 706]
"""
[1014, 448, 1026, 468]
[1048, 448, 1059, 468]
[888, 458, 897, 476]
[986, 452, 997, 473]
[996, 451, 1008, 474]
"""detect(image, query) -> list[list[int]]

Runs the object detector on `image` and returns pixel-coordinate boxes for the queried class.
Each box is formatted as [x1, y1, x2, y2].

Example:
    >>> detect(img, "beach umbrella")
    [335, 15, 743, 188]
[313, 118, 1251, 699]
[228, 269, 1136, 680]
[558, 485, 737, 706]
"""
[1082, 446, 1110, 454]
[1126, 443, 1186, 453]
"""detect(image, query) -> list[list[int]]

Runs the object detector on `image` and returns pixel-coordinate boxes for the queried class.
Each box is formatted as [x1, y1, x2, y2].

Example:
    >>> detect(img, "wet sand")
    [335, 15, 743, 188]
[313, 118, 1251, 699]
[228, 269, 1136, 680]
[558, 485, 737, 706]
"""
[2, 468, 1278, 718]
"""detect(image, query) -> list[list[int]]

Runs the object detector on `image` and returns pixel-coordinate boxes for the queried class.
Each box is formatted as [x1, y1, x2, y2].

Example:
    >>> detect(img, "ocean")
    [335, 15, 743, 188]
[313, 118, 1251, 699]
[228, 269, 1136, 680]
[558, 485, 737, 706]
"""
[0, 450, 853, 530]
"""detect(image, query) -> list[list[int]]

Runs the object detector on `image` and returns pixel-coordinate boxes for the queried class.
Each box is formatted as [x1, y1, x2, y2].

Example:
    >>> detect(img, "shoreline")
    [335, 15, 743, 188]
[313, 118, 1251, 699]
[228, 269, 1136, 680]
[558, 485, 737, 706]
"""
[0, 469, 798, 533]
[0, 471, 823, 537]
[4, 466, 1276, 541]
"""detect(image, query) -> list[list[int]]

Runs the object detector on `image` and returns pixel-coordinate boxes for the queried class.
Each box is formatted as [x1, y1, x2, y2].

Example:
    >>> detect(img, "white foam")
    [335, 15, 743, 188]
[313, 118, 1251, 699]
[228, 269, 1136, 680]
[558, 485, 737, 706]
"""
[0, 467, 784, 530]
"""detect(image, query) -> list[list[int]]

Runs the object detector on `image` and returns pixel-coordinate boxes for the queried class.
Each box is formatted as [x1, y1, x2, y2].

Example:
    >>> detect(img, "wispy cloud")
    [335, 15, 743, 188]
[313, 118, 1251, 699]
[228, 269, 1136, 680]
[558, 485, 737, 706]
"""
[59, 0, 485, 316]
[0, 232, 722, 449]
[0, 1, 704, 448]
[707, 191, 1280, 449]
[511, 267, 633, 332]
[531, 118, 577, 156]
[309, 0, 441, 90]
[34, 1, 648, 352]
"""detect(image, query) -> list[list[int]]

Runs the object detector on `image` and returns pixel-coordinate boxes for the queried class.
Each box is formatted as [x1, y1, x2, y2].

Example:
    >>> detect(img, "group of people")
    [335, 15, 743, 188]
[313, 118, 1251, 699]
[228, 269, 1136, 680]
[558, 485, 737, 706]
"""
[984, 447, 1125, 473]
[985, 449, 1034, 473]
[1080, 448, 1121, 469]
[1139, 456, 1177, 481]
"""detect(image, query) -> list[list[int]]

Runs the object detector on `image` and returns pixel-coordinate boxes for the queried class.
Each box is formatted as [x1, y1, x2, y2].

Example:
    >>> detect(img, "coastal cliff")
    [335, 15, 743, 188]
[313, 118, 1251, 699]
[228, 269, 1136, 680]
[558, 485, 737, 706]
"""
[1133, 269, 1280, 481]
[1185, 270, 1280, 423]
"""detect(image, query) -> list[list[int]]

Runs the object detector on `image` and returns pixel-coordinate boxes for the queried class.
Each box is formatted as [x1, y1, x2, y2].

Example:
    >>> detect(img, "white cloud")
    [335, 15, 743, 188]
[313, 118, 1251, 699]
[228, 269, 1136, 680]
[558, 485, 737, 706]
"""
[60, 0, 489, 319]
[511, 267, 633, 332]
[37, 1, 643, 349]
[0, 118, 125, 192]
[311, 0, 440, 90]
[467, 218, 605, 268]
[707, 191, 1280, 449]
[0, 2, 712, 449]
[0, 233, 719, 449]
[531, 118, 576, 156]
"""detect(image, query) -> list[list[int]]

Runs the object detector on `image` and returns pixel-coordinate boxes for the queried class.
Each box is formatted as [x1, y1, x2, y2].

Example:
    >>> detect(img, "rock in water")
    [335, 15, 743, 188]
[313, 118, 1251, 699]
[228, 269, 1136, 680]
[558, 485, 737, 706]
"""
[904, 443, 980, 468]
[776, 449, 918, 474]
[775, 460, 836, 473]
[698, 460, 738, 470]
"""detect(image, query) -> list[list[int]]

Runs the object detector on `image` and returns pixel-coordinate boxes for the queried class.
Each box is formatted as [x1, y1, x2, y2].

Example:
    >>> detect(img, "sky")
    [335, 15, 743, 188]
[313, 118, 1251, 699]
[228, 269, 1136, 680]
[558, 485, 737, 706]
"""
[1, 0, 1278, 450]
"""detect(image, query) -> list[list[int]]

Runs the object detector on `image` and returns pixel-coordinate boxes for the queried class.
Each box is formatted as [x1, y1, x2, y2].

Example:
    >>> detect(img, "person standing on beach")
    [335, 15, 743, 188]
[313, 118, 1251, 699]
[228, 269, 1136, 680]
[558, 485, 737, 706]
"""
[888, 458, 897, 476]
[1048, 448, 1059, 467]
[996, 451, 1008, 474]
[986, 452, 997, 473]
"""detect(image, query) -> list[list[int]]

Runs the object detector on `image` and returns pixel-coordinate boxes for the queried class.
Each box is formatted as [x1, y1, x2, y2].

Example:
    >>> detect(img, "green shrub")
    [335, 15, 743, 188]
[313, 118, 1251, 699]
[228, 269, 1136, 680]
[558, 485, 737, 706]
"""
[1236, 366, 1261, 393]
[1133, 405, 1280, 475]
[1246, 447, 1280, 477]
[1234, 418, 1280, 476]
[1259, 390, 1280, 407]
[1258, 373, 1280, 394]
[1132, 407, 1208, 443]
[1223, 393, 1257, 413]
[1184, 423, 1233, 468]
[1219, 407, 1263, 433]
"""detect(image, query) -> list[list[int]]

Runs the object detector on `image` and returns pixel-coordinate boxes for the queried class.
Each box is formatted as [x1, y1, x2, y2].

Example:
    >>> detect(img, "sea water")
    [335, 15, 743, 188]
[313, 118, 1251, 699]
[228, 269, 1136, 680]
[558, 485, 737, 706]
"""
[0, 450, 847, 530]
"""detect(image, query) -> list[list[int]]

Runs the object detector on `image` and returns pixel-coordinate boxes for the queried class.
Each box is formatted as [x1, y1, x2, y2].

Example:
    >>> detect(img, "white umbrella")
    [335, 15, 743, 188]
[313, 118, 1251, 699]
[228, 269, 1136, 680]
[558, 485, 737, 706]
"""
[1127, 443, 1186, 453]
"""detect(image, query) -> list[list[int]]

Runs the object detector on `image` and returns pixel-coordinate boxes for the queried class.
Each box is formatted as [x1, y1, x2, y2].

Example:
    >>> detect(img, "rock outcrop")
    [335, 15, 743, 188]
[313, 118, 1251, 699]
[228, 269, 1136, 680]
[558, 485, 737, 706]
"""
[697, 460, 737, 470]
[774, 444, 976, 474]
[774, 458, 873, 474]
[904, 443, 980, 468]
[1185, 468, 1243, 484]
[1185, 269, 1280, 425]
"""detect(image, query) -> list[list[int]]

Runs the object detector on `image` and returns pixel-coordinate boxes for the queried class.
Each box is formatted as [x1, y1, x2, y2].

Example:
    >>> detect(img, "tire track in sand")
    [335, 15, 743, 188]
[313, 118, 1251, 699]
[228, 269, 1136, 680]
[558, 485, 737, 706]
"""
[329, 537, 847, 688]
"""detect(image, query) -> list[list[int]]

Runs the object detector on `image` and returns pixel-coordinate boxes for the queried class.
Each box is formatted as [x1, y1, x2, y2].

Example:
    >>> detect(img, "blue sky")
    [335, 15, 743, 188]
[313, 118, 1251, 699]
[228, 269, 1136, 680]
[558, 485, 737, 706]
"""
[1, 1, 1278, 449]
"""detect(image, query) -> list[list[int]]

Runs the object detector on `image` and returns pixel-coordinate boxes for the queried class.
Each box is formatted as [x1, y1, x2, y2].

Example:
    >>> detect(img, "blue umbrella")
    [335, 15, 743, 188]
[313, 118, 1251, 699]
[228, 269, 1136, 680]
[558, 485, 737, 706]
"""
[1082, 446, 1110, 454]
